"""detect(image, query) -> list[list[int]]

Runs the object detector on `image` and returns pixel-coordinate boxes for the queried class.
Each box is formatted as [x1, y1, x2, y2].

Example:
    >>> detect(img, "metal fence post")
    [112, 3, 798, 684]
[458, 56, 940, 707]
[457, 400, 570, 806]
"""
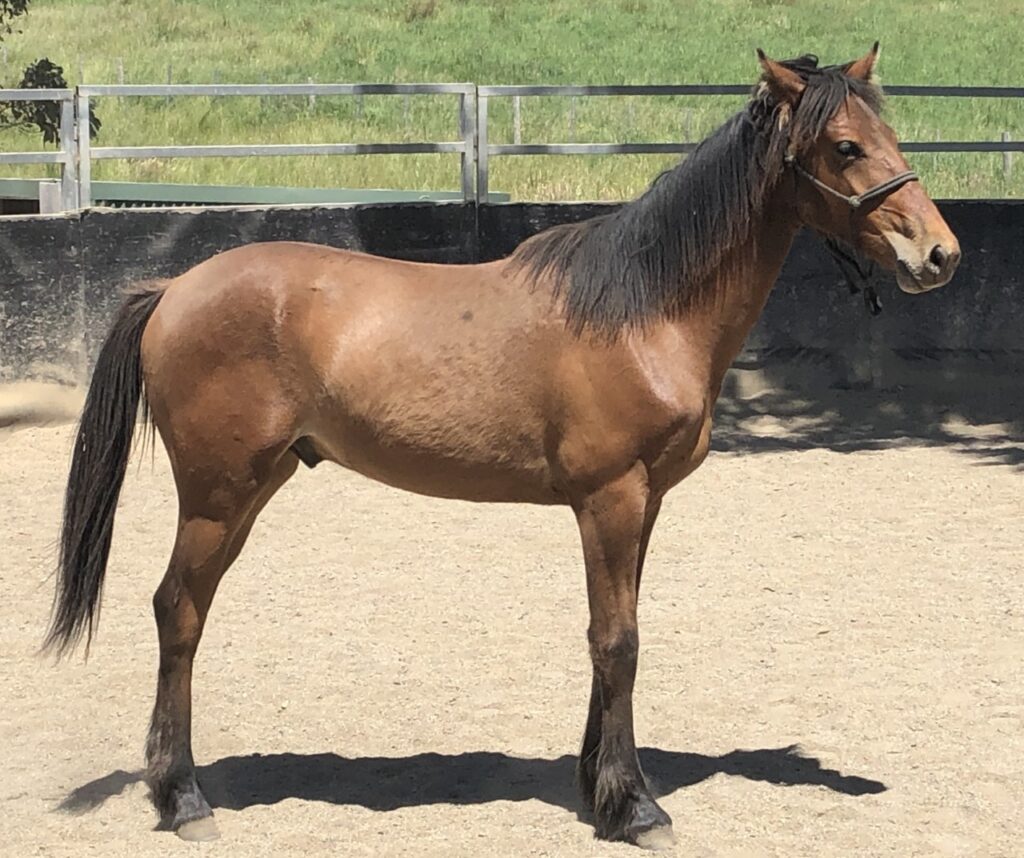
[459, 88, 477, 203]
[476, 93, 489, 205]
[59, 94, 79, 210]
[76, 89, 91, 208]
[38, 180, 62, 213]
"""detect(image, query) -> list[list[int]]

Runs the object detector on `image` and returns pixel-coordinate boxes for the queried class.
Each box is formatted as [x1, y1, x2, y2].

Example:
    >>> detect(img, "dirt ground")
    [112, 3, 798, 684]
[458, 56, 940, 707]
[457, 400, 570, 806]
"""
[1, 389, 1022, 858]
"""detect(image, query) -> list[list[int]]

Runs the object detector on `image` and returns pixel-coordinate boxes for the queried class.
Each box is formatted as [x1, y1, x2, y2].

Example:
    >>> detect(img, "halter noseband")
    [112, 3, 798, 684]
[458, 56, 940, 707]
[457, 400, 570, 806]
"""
[785, 153, 918, 210]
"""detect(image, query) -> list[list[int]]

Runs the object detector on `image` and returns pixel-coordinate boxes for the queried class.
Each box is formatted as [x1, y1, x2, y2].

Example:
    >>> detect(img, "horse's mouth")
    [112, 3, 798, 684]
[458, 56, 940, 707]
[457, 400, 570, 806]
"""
[895, 258, 948, 294]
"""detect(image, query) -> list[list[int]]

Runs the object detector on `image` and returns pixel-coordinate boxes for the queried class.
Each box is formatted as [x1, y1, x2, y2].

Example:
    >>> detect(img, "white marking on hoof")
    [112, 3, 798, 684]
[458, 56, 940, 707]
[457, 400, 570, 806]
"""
[635, 824, 676, 851]
[176, 817, 220, 842]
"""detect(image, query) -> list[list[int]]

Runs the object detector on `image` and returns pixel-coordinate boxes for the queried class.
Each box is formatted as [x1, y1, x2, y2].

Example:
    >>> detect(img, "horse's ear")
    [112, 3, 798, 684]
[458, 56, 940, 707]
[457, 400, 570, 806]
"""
[757, 48, 806, 106]
[845, 41, 880, 82]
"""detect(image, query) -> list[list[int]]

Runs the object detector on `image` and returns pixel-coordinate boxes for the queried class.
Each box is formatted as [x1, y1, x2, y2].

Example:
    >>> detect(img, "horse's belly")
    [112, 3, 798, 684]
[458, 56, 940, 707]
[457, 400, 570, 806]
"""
[307, 403, 564, 505]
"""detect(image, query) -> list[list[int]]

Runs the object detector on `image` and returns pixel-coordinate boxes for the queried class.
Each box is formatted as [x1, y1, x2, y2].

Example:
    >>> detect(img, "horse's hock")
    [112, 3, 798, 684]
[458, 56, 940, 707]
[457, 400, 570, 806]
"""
[1, 199, 1022, 418]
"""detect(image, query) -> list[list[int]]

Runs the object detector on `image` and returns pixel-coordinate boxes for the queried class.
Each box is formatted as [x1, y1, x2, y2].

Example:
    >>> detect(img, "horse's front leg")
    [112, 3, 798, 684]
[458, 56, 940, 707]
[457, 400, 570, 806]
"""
[572, 467, 673, 848]
[577, 498, 661, 804]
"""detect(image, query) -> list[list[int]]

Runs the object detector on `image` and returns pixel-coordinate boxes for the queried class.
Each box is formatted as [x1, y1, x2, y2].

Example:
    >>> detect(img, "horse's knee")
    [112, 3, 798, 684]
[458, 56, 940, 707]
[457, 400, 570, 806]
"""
[589, 627, 638, 663]
[588, 627, 639, 683]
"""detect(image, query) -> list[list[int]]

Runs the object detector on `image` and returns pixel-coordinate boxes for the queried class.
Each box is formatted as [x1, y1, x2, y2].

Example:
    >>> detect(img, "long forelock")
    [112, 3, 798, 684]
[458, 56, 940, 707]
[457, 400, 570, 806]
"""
[784, 58, 885, 151]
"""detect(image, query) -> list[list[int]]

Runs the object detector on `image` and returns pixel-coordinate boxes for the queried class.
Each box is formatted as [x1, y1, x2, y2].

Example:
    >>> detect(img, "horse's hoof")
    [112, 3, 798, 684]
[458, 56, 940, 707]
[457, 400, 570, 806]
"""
[634, 824, 676, 851]
[624, 795, 674, 850]
[176, 817, 220, 842]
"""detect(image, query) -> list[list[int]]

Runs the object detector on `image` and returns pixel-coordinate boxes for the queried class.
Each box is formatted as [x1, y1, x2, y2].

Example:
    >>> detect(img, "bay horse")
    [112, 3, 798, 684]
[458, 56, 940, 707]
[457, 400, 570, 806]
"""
[46, 46, 959, 848]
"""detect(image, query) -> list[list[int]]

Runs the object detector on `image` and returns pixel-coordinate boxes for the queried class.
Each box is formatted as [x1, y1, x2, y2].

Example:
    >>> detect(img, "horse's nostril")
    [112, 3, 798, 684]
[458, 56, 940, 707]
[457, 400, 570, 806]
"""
[929, 244, 948, 270]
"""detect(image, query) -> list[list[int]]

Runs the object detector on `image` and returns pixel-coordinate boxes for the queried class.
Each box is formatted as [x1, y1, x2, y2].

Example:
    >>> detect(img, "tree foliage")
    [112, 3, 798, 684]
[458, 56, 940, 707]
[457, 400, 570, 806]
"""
[0, 0, 29, 36]
[0, 1, 100, 145]
[0, 58, 101, 143]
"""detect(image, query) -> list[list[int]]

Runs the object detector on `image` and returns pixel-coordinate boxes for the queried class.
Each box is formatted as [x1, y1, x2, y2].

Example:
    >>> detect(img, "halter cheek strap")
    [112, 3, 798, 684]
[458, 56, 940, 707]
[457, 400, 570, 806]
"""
[785, 153, 919, 210]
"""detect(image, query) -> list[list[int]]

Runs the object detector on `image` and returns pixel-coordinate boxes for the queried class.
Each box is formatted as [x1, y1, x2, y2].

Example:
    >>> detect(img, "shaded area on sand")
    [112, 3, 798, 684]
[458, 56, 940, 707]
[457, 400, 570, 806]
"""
[711, 379, 1024, 470]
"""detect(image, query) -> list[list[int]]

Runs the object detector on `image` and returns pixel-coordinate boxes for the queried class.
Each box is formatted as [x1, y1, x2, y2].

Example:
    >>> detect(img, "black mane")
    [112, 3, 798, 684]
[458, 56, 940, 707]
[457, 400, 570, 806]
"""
[511, 55, 884, 334]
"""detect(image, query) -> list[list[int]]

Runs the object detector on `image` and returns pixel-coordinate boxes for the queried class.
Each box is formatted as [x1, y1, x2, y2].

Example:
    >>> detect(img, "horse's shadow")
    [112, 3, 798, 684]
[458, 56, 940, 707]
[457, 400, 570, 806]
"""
[57, 744, 886, 818]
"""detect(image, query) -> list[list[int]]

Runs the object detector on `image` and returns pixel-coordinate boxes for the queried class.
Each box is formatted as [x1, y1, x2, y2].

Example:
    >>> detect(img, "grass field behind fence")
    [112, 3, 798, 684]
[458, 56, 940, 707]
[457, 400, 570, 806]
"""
[2, 0, 1023, 200]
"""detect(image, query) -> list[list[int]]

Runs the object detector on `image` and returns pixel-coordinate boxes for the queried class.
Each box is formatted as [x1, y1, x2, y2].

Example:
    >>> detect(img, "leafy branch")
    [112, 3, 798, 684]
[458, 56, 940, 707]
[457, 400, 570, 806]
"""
[0, 2, 100, 146]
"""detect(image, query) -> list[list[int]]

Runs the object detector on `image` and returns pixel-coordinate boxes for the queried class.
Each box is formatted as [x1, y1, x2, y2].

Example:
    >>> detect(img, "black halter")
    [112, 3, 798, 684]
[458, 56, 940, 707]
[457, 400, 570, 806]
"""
[785, 153, 919, 210]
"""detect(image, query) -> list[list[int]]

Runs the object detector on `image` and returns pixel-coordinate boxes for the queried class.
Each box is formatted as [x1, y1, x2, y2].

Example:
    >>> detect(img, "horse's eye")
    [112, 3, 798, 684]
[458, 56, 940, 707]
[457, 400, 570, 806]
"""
[837, 140, 862, 159]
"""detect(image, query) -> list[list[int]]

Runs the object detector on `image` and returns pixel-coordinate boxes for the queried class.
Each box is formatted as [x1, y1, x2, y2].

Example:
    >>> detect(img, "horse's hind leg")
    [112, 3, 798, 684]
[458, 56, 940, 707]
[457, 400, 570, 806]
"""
[146, 449, 297, 839]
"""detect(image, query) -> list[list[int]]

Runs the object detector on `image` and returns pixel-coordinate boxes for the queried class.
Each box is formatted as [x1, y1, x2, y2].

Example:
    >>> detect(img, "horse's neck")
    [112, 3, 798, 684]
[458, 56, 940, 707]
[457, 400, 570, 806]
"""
[681, 191, 801, 389]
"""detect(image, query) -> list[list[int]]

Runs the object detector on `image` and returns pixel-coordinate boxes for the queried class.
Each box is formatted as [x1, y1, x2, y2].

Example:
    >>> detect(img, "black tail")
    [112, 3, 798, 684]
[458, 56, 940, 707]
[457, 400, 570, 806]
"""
[43, 283, 167, 657]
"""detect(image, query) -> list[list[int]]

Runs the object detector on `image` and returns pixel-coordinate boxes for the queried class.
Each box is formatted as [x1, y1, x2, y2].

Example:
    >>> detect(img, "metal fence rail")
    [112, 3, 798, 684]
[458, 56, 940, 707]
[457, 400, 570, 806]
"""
[477, 85, 750, 200]
[76, 83, 476, 207]
[1, 83, 1022, 210]
[474, 83, 1024, 201]
[884, 85, 1024, 97]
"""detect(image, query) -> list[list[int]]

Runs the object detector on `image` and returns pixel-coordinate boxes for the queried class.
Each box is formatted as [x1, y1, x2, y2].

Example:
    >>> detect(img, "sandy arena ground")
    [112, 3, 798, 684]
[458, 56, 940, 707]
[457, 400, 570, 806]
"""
[1, 390, 1022, 857]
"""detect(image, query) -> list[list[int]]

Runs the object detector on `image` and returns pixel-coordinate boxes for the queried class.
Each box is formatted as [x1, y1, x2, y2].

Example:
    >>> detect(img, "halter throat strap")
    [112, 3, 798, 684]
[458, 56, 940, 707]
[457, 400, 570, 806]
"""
[785, 153, 918, 210]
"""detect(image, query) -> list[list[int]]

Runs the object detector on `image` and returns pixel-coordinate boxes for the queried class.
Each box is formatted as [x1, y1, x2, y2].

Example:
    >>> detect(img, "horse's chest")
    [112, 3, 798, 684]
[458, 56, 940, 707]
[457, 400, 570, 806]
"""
[648, 408, 714, 495]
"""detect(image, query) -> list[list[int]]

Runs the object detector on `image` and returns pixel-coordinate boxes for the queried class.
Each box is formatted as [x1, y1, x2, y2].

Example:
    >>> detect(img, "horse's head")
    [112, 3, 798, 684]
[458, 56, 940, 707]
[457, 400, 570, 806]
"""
[758, 44, 960, 293]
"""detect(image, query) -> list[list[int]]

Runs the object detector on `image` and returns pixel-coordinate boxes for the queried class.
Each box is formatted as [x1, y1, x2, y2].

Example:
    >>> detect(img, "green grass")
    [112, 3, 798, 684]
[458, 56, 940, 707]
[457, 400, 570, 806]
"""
[2, 0, 1023, 199]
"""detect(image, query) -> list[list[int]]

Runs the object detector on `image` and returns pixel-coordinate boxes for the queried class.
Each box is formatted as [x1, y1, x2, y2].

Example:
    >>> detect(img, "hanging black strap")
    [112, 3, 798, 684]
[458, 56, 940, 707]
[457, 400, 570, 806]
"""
[821, 234, 883, 316]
